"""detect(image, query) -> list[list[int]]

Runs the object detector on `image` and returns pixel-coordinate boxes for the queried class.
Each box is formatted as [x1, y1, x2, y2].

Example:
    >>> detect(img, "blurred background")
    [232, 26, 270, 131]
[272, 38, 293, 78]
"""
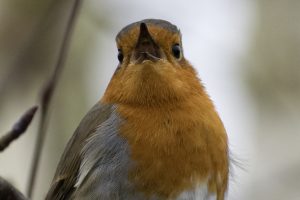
[0, 0, 299, 199]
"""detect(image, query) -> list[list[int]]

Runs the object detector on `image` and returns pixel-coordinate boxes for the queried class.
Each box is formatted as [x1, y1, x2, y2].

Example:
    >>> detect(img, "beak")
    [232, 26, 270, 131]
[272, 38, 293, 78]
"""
[134, 23, 161, 62]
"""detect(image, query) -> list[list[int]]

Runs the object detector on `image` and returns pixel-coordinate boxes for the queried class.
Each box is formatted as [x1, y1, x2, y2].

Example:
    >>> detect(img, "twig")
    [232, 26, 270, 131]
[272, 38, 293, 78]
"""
[0, 177, 28, 200]
[0, 106, 38, 152]
[26, 0, 83, 198]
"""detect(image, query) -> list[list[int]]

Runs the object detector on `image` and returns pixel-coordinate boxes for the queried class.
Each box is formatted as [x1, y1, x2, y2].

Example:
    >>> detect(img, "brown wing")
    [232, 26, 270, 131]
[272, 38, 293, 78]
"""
[46, 103, 113, 200]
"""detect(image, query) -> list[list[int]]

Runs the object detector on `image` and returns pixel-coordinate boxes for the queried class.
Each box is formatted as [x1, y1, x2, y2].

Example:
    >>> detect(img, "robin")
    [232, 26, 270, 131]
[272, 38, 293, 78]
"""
[46, 19, 229, 200]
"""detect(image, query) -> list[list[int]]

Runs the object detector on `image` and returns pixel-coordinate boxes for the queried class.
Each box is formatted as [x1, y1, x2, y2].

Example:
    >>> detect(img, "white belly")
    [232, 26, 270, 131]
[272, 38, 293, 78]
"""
[175, 184, 216, 200]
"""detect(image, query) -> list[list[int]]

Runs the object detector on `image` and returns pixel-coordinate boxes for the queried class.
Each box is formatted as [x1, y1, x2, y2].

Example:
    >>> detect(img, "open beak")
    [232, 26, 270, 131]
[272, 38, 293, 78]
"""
[134, 23, 161, 62]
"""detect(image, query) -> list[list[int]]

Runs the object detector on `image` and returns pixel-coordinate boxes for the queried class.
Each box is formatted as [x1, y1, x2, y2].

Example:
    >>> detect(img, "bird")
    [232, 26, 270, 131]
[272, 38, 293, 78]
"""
[46, 19, 229, 200]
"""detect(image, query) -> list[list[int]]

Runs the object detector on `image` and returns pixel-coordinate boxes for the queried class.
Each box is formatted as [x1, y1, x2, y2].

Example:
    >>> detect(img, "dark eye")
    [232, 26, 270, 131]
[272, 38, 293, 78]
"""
[118, 49, 124, 63]
[172, 44, 181, 59]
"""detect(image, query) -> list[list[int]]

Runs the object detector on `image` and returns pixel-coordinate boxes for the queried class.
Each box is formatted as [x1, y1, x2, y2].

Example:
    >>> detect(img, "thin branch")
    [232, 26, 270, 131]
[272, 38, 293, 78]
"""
[0, 177, 28, 200]
[26, 0, 83, 198]
[0, 106, 38, 152]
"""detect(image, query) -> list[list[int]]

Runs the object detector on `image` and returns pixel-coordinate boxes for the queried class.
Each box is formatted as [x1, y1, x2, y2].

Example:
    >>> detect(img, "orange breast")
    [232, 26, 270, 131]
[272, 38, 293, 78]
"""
[116, 94, 228, 199]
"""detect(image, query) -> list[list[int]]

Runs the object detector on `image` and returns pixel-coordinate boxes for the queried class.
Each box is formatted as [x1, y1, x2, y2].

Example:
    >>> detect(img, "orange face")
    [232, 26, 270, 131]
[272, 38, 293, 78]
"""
[103, 20, 204, 106]
[116, 23, 182, 62]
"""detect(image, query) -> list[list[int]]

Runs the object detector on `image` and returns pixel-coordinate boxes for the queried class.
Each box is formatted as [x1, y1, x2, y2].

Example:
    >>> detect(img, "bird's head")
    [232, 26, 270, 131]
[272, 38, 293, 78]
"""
[102, 19, 204, 106]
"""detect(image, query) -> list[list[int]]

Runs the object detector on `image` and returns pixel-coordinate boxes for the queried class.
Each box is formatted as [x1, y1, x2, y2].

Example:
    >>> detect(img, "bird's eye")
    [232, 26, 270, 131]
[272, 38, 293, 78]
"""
[172, 44, 181, 59]
[118, 49, 124, 63]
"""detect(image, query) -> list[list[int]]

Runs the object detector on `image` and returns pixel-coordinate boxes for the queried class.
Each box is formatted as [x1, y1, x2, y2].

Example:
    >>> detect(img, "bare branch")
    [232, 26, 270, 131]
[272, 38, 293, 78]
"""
[0, 176, 28, 200]
[0, 106, 38, 152]
[26, 0, 83, 198]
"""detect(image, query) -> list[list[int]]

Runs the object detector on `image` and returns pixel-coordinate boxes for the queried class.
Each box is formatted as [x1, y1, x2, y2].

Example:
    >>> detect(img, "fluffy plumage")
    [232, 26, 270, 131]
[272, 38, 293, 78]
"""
[46, 19, 229, 200]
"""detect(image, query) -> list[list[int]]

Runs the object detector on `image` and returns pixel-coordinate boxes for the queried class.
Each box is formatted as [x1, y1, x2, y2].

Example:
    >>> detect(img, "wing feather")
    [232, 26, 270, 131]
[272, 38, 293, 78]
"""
[46, 103, 113, 200]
